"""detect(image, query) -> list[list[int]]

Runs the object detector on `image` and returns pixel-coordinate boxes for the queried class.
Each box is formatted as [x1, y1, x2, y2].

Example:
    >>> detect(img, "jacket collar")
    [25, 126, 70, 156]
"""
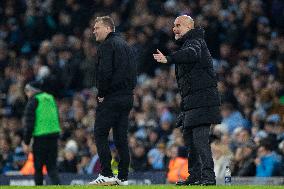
[176, 27, 205, 45]
[105, 32, 117, 40]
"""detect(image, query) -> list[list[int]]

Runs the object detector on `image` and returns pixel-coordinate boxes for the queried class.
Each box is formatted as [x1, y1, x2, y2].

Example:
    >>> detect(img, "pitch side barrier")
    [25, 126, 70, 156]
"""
[0, 172, 284, 185]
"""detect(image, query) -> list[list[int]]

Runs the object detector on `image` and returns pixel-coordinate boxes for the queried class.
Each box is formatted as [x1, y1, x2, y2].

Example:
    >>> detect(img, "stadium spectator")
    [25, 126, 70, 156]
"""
[147, 142, 166, 170]
[255, 139, 282, 177]
[58, 139, 78, 173]
[221, 103, 247, 134]
[231, 141, 256, 176]
[211, 141, 233, 179]
[167, 145, 189, 184]
[85, 141, 101, 175]
[130, 140, 149, 172]
[77, 150, 92, 175]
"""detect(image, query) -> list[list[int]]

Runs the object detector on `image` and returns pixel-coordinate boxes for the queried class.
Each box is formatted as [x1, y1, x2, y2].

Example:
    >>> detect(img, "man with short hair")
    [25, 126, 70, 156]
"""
[153, 15, 221, 185]
[22, 81, 61, 185]
[89, 16, 137, 186]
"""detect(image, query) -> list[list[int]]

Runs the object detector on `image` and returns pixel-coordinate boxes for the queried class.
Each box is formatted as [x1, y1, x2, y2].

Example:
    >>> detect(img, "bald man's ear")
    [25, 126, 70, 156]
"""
[189, 23, 194, 29]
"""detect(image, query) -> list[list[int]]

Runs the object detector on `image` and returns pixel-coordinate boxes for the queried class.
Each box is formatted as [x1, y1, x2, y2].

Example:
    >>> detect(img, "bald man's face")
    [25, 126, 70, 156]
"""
[173, 16, 194, 40]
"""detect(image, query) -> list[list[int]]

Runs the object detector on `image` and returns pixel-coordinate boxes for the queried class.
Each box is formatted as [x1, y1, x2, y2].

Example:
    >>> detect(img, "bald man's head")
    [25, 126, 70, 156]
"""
[173, 15, 194, 40]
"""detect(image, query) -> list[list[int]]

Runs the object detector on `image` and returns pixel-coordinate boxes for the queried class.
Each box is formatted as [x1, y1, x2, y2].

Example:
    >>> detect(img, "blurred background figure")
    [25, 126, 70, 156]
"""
[231, 142, 256, 176]
[22, 81, 61, 185]
[59, 139, 78, 173]
[255, 139, 282, 177]
[211, 141, 233, 179]
[167, 145, 189, 184]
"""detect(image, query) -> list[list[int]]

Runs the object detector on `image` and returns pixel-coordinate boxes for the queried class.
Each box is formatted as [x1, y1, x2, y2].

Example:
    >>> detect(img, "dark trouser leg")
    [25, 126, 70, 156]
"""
[45, 138, 60, 185]
[33, 141, 44, 185]
[94, 104, 117, 177]
[113, 110, 131, 180]
[192, 125, 215, 182]
[183, 128, 201, 181]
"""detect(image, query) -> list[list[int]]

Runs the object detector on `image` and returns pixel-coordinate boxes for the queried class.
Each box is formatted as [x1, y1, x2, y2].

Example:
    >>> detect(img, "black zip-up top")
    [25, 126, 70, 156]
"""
[96, 32, 137, 98]
[167, 28, 220, 111]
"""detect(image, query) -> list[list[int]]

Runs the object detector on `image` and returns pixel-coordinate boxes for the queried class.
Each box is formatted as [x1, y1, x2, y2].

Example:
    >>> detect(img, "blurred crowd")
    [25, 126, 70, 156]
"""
[0, 0, 284, 181]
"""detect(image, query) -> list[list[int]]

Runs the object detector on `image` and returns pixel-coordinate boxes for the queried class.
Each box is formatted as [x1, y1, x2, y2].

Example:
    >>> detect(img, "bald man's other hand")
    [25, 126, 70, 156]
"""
[153, 49, 168, 64]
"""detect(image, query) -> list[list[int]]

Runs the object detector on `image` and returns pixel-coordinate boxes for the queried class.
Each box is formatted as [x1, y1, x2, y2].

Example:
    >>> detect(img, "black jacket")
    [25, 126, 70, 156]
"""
[167, 28, 221, 126]
[96, 32, 137, 98]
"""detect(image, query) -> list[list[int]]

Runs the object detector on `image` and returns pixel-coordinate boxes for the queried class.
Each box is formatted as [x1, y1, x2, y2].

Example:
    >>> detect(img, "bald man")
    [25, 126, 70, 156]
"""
[153, 15, 221, 186]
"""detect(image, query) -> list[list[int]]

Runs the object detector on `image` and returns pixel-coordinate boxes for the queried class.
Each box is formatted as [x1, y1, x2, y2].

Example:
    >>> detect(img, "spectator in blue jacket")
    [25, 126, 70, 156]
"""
[255, 140, 281, 177]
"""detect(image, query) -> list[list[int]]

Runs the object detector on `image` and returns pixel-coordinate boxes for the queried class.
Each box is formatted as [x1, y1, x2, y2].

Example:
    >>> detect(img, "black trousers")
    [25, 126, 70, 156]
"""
[94, 95, 132, 180]
[33, 136, 60, 185]
[182, 124, 215, 182]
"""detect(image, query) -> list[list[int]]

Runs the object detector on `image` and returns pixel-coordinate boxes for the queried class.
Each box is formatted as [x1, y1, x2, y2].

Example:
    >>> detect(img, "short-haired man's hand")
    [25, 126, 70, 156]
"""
[153, 49, 167, 63]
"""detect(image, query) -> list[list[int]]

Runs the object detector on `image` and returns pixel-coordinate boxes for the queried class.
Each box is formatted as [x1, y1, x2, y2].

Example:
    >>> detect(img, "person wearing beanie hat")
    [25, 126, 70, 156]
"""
[22, 80, 61, 185]
[24, 81, 42, 93]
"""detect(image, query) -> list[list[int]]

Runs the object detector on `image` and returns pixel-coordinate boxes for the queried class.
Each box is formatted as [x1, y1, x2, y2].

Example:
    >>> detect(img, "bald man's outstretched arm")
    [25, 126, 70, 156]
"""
[167, 39, 201, 64]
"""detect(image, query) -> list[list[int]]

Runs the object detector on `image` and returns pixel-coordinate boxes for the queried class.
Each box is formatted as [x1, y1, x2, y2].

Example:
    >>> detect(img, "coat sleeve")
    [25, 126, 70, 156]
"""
[97, 42, 114, 98]
[167, 39, 201, 64]
[23, 97, 38, 145]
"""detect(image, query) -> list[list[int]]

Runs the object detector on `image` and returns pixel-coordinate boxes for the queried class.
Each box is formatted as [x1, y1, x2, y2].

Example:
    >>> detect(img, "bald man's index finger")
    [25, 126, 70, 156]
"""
[157, 49, 163, 54]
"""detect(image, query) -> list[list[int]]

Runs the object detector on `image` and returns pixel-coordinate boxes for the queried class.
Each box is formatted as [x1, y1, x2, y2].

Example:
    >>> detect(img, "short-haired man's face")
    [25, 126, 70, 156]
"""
[93, 21, 112, 42]
[173, 16, 193, 40]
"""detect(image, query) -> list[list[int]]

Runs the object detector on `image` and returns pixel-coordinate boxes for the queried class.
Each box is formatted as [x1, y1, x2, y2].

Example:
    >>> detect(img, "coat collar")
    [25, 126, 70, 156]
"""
[176, 27, 205, 45]
[105, 32, 117, 40]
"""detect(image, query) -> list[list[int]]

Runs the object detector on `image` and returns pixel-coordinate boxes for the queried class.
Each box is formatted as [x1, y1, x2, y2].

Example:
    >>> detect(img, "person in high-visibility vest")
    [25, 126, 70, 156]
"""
[22, 81, 61, 185]
[167, 145, 189, 183]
